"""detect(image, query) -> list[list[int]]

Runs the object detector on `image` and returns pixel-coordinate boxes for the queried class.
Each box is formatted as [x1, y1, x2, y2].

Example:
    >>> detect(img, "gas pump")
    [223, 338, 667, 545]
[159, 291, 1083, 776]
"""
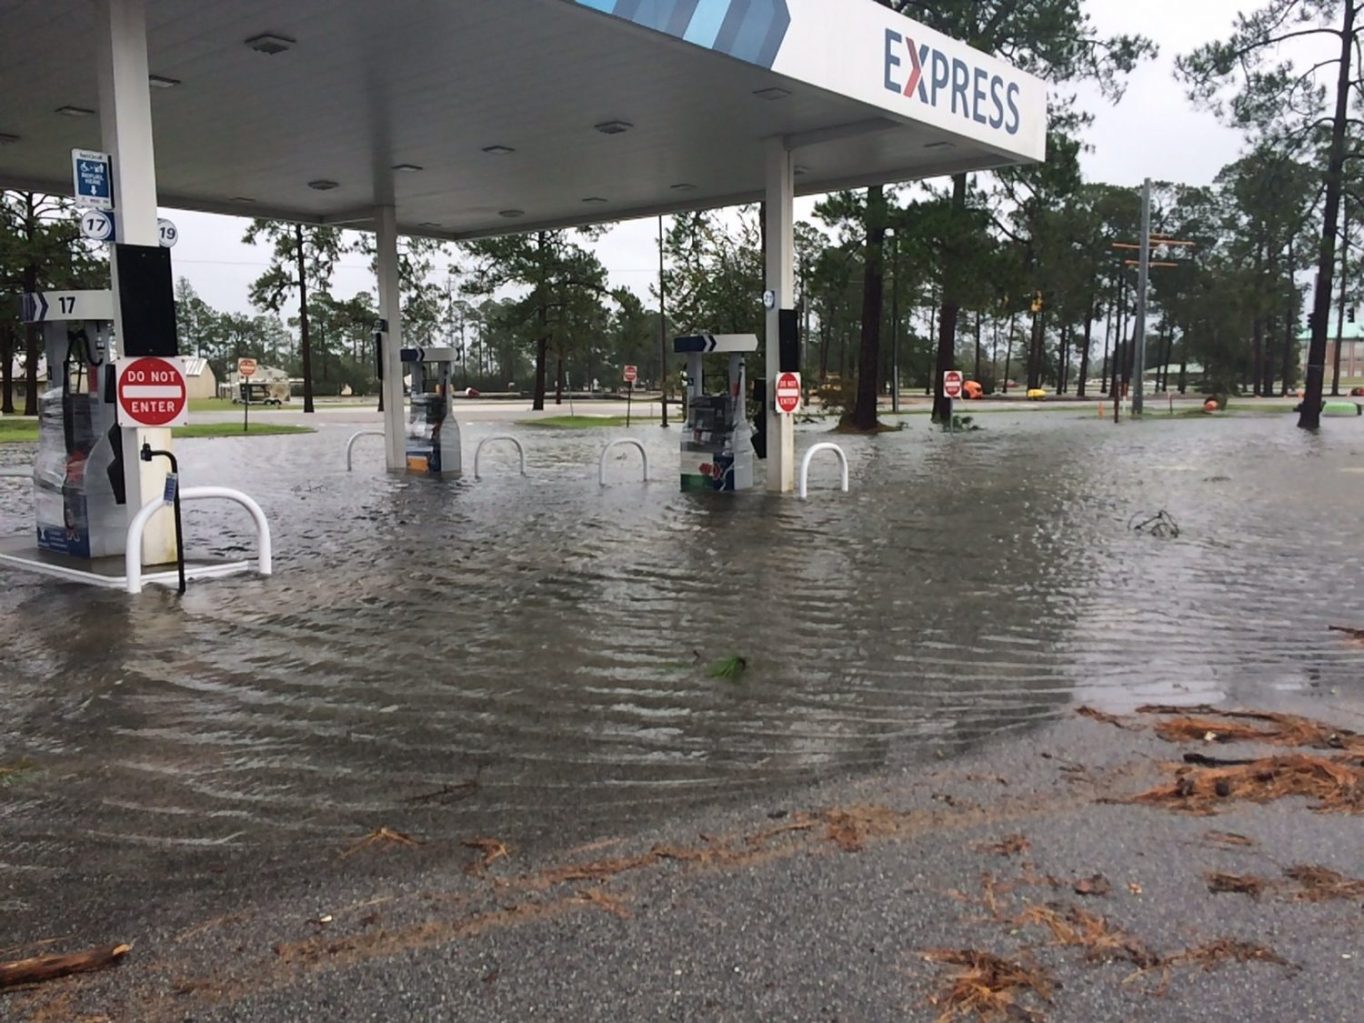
[673, 333, 758, 492]
[401, 346, 461, 475]
[23, 291, 127, 558]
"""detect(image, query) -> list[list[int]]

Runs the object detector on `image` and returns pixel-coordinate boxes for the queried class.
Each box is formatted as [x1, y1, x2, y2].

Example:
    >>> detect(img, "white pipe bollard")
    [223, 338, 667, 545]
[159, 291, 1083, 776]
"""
[473, 435, 528, 480]
[126, 486, 273, 595]
[798, 443, 850, 500]
[346, 430, 386, 471]
[599, 439, 649, 487]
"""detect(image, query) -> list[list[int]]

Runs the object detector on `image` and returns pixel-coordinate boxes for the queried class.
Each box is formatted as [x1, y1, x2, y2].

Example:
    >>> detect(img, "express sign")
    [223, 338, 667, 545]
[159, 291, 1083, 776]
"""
[117, 357, 188, 427]
[883, 30, 1022, 135]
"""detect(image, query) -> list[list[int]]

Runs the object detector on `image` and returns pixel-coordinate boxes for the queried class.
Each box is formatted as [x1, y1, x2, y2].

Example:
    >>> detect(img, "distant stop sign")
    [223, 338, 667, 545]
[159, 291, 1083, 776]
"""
[117, 356, 188, 427]
[623, 364, 638, 383]
[775, 371, 801, 414]
[943, 370, 964, 400]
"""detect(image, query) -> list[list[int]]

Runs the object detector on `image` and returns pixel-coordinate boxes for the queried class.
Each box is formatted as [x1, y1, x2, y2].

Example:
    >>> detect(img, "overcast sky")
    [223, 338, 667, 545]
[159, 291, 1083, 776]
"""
[164, 0, 1254, 318]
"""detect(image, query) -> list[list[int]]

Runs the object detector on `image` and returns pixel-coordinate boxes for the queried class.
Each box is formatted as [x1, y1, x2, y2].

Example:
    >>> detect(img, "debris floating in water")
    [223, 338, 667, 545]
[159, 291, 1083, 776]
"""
[1127, 509, 1180, 538]
[707, 655, 748, 682]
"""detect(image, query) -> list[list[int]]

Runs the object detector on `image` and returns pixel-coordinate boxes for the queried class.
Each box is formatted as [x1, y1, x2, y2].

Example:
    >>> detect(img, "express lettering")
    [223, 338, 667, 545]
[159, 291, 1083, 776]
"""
[883, 28, 1020, 136]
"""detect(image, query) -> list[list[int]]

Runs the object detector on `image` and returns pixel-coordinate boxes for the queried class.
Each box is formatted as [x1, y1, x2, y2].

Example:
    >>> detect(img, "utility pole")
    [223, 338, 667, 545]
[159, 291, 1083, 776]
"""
[658, 214, 669, 427]
[1132, 178, 1152, 416]
[889, 227, 900, 413]
[1332, 199, 1350, 396]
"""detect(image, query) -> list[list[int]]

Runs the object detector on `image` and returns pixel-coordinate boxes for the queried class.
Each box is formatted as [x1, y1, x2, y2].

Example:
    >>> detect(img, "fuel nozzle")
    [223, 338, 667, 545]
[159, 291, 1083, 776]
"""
[140, 441, 153, 463]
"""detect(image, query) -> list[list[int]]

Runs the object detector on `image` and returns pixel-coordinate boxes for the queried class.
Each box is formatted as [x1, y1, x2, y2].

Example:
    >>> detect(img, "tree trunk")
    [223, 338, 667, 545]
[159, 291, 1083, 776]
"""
[1160, 320, 1174, 391]
[532, 233, 548, 410]
[1025, 309, 1043, 390]
[1333, 198, 1350, 396]
[1002, 312, 1016, 395]
[1178, 325, 1189, 394]
[1262, 313, 1277, 397]
[0, 317, 13, 414]
[1301, 0, 1358, 428]
[1282, 251, 1297, 395]
[22, 195, 39, 417]
[1251, 316, 1264, 397]
[554, 350, 564, 405]
[851, 184, 887, 430]
[1058, 322, 1071, 393]
[1077, 308, 1094, 399]
[1100, 297, 1113, 394]
[295, 224, 315, 414]
[973, 312, 983, 382]
[932, 174, 969, 421]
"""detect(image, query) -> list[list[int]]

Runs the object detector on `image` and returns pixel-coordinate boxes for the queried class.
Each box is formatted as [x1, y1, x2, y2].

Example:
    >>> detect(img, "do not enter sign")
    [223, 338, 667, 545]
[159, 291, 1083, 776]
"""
[117, 356, 188, 427]
[623, 364, 638, 383]
[775, 371, 801, 414]
[943, 370, 964, 400]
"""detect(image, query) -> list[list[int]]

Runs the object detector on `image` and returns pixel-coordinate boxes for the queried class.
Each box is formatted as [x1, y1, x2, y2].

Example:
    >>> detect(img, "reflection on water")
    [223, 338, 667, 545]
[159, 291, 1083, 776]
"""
[1, 412, 1362, 909]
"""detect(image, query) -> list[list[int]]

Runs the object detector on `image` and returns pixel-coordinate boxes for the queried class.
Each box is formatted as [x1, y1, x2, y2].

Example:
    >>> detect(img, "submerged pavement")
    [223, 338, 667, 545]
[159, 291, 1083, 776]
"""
[2, 411, 1363, 1019]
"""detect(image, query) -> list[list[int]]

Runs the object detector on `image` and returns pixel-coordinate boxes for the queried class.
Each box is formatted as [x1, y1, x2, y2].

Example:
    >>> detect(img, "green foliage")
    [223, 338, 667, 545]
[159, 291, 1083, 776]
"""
[464, 229, 610, 408]
[662, 208, 763, 336]
[707, 655, 748, 682]
[0, 191, 108, 413]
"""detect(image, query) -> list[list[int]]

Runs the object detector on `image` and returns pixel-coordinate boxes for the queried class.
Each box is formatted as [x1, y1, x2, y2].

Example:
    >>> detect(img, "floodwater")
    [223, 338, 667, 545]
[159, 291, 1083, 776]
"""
[1, 410, 1363, 919]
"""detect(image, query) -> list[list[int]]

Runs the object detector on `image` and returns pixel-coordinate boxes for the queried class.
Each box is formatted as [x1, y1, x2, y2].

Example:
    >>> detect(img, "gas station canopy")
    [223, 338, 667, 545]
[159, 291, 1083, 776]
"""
[0, 0, 1047, 239]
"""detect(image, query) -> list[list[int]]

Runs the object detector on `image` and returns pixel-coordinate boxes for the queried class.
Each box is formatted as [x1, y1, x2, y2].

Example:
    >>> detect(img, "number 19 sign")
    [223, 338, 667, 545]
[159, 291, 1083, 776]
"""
[116, 356, 189, 427]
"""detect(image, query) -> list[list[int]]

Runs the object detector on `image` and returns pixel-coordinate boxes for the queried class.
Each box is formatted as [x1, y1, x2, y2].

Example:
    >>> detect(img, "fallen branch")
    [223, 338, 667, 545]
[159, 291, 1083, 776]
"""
[0, 943, 131, 990]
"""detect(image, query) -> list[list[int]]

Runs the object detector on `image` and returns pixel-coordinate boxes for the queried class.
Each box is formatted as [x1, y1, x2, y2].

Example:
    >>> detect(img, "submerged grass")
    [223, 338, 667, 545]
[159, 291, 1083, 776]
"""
[518, 414, 658, 429]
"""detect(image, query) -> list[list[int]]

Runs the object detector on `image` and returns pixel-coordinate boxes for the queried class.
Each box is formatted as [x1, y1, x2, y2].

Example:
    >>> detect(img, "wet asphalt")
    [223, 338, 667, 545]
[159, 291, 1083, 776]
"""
[6, 696, 1362, 1022]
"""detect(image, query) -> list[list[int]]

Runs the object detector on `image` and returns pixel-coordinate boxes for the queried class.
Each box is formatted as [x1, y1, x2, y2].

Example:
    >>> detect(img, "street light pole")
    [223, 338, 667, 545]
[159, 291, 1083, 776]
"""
[1132, 177, 1152, 416]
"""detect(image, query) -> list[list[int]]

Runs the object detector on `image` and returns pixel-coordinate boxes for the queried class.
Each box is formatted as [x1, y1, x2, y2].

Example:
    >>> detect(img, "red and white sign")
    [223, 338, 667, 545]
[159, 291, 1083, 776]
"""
[775, 371, 802, 414]
[623, 364, 638, 384]
[943, 370, 964, 400]
[116, 356, 188, 427]
[237, 357, 258, 378]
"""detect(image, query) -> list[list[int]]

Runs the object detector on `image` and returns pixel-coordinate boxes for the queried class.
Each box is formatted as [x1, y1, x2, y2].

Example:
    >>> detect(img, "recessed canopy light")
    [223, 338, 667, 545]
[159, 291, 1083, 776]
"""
[482, 144, 515, 155]
[753, 87, 791, 100]
[924, 141, 954, 151]
[498, 209, 525, 218]
[392, 163, 423, 172]
[582, 196, 608, 204]
[418, 221, 442, 228]
[246, 33, 295, 55]
[231, 196, 256, 203]
[149, 74, 180, 88]
[594, 120, 633, 135]
[670, 182, 696, 192]
[307, 179, 339, 191]
[0, 133, 19, 145]
[56, 105, 95, 117]
[793, 165, 810, 177]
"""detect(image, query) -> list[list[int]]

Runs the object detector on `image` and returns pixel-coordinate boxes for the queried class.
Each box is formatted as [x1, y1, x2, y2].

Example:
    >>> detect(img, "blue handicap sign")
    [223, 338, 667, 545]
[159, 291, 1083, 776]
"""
[71, 149, 112, 209]
[163, 472, 178, 505]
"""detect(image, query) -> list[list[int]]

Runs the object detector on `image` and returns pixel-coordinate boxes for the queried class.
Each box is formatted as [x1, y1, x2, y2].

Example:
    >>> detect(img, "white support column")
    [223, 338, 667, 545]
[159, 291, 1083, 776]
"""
[376, 206, 405, 470]
[95, 0, 173, 564]
[765, 137, 796, 493]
